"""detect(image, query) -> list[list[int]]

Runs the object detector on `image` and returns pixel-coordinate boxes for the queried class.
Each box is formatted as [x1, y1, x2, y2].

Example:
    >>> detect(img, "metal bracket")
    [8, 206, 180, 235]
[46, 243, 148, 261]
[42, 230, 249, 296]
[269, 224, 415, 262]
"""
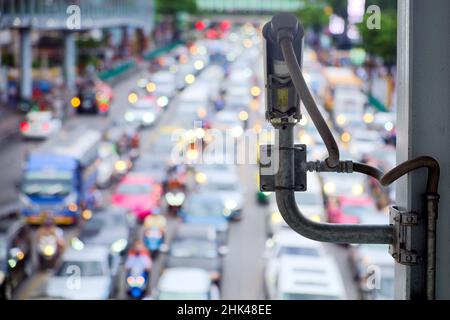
[259, 144, 307, 192]
[389, 206, 420, 265]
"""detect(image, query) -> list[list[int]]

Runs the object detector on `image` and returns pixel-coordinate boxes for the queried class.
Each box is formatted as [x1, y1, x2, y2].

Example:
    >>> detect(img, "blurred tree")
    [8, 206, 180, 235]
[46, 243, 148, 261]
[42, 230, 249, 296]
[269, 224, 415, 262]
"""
[358, 9, 397, 66]
[155, 0, 197, 42]
[297, 1, 329, 31]
[155, 0, 197, 15]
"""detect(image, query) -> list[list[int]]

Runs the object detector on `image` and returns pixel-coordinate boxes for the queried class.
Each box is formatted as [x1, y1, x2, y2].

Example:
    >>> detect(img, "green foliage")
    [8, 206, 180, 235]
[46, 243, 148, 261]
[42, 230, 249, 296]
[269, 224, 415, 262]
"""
[298, 5, 329, 30]
[155, 0, 197, 15]
[358, 9, 397, 65]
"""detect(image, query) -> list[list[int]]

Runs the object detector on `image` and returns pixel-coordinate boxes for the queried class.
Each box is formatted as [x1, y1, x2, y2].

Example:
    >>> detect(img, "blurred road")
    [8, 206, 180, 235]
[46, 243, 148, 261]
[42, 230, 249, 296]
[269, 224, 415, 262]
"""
[7, 29, 368, 301]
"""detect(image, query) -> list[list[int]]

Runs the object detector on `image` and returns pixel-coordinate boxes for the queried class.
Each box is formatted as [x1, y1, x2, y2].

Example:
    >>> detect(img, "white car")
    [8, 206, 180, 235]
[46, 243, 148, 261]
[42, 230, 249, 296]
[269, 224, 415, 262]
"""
[350, 129, 385, 157]
[96, 142, 120, 188]
[176, 83, 210, 118]
[151, 71, 176, 98]
[264, 230, 328, 299]
[213, 111, 244, 138]
[124, 97, 160, 127]
[321, 172, 368, 198]
[45, 246, 119, 299]
[349, 213, 394, 300]
[156, 268, 220, 300]
[268, 255, 347, 300]
[199, 169, 244, 220]
[20, 111, 61, 139]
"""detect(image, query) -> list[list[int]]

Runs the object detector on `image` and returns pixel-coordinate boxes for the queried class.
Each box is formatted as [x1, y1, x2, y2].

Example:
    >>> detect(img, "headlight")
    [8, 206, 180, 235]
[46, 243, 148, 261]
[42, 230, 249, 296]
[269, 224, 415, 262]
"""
[71, 237, 85, 251]
[165, 192, 185, 206]
[143, 113, 155, 124]
[125, 112, 135, 122]
[271, 211, 283, 224]
[157, 96, 169, 108]
[225, 200, 237, 211]
[323, 182, 336, 195]
[336, 114, 347, 126]
[352, 184, 364, 196]
[111, 238, 128, 253]
[42, 245, 56, 257]
[231, 126, 244, 138]
[115, 160, 128, 173]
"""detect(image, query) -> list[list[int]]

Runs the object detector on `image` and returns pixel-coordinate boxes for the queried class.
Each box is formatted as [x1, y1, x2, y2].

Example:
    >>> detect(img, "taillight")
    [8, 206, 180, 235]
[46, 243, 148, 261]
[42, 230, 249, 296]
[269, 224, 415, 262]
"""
[20, 121, 30, 132]
[42, 122, 50, 132]
[99, 102, 109, 112]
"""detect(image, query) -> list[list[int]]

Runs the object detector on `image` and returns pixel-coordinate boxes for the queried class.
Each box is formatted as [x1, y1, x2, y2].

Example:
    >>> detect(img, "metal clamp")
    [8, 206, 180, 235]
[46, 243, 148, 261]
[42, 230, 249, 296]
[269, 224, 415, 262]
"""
[259, 144, 307, 192]
[389, 206, 420, 265]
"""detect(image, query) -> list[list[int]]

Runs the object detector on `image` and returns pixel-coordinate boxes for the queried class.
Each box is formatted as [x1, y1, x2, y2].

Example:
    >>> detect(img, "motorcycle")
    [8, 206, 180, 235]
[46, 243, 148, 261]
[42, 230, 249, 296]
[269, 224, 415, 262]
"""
[37, 234, 59, 269]
[126, 266, 149, 299]
[144, 227, 164, 257]
[165, 189, 185, 216]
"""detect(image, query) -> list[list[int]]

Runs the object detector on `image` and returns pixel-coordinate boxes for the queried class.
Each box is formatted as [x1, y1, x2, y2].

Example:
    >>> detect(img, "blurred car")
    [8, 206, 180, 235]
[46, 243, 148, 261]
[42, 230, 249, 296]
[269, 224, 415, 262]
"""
[96, 142, 121, 188]
[0, 217, 33, 300]
[326, 195, 378, 224]
[124, 96, 160, 127]
[267, 256, 347, 300]
[163, 224, 227, 284]
[176, 83, 210, 118]
[20, 110, 61, 139]
[45, 246, 120, 299]
[75, 206, 137, 256]
[181, 193, 228, 244]
[112, 173, 162, 222]
[264, 230, 330, 299]
[321, 172, 368, 198]
[224, 86, 252, 110]
[132, 154, 168, 182]
[212, 110, 244, 138]
[348, 214, 394, 300]
[150, 71, 177, 100]
[198, 169, 244, 221]
[349, 129, 385, 157]
[156, 268, 220, 300]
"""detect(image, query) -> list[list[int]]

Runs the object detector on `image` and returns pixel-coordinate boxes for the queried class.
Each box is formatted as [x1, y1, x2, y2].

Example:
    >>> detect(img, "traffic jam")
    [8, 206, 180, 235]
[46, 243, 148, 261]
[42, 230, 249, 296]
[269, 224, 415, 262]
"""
[1, 21, 396, 300]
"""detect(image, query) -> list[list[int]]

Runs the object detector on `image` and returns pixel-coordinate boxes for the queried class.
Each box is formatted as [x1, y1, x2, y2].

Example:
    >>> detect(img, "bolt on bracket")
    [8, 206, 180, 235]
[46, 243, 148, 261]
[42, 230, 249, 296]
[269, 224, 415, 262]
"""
[389, 206, 420, 265]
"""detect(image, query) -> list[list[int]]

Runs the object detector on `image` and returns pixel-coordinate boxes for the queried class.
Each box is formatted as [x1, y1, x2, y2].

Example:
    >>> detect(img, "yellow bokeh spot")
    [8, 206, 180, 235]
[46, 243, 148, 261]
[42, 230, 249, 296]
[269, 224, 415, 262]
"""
[341, 132, 351, 143]
[363, 113, 375, 124]
[146, 82, 156, 93]
[195, 172, 207, 184]
[82, 209, 93, 220]
[71, 97, 81, 108]
[128, 93, 138, 104]
[185, 74, 196, 84]
[239, 110, 249, 121]
[250, 86, 261, 97]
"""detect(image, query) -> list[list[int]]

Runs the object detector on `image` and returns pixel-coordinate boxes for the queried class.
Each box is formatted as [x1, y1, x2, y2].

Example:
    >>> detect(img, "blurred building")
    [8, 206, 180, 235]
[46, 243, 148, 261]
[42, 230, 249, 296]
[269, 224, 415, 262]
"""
[0, 0, 155, 101]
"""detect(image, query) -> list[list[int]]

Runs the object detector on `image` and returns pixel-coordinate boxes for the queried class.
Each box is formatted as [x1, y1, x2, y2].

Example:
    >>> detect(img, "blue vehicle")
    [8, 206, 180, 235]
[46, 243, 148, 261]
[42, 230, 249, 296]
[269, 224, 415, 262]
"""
[180, 193, 229, 244]
[126, 267, 149, 299]
[20, 129, 101, 225]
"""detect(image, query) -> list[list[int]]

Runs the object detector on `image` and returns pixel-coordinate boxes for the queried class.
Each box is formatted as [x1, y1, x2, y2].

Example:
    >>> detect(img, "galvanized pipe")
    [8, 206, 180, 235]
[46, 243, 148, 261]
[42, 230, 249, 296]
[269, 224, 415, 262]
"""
[274, 125, 393, 244]
[353, 159, 440, 300]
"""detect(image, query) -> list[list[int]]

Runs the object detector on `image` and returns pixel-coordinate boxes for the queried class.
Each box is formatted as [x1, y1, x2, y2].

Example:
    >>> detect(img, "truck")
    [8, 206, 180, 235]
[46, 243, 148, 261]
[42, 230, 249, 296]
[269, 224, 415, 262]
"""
[20, 128, 102, 225]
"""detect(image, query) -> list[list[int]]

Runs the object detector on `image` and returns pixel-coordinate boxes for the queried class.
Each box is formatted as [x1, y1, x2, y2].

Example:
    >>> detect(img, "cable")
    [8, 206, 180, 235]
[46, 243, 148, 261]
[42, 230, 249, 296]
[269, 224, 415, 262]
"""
[280, 38, 340, 169]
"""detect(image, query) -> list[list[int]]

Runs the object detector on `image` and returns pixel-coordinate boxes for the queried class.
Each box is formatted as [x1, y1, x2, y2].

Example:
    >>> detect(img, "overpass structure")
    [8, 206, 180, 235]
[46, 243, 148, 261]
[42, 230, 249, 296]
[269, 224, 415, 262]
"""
[0, 0, 155, 99]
